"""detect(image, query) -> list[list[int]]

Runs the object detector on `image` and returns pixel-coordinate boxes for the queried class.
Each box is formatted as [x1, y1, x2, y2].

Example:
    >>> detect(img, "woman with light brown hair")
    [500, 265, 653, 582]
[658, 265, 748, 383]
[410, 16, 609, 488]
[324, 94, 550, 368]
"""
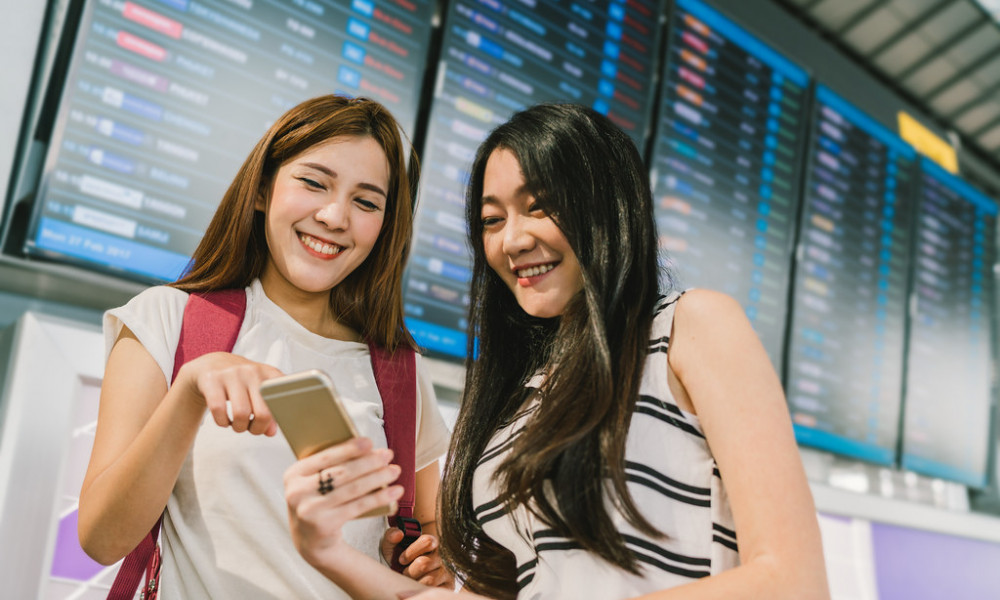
[78, 95, 452, 598]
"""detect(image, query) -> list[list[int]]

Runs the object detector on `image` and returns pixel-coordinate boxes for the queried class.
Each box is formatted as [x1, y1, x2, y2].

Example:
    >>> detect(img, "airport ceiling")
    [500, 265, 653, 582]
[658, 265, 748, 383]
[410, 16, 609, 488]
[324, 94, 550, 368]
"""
[775, 0, 1000, 175]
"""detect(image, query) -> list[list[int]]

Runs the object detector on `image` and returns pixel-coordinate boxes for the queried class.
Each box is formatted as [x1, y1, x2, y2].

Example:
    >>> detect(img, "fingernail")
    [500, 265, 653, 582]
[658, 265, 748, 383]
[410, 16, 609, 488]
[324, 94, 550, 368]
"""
[389, 485, 404, 499]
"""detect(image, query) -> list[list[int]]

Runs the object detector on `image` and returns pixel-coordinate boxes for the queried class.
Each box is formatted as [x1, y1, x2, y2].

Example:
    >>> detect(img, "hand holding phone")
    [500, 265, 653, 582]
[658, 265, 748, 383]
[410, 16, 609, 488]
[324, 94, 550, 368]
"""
[261, 369, 396, 517]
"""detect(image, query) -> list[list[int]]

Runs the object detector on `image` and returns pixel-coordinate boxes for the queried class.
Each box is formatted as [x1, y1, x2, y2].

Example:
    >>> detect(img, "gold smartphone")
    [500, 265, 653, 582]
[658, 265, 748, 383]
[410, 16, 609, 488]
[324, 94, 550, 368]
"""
[261, 369, 395, 518]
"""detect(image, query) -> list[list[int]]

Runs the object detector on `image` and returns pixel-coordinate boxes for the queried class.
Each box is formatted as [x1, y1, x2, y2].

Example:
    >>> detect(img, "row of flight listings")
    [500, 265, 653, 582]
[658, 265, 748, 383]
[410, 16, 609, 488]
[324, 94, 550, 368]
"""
[408, 0, 1000, 489]
[20, 0, 997, 488]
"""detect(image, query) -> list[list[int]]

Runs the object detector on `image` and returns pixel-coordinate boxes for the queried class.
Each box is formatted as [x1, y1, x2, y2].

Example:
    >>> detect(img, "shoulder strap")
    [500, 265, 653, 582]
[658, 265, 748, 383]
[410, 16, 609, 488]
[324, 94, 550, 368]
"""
[171, 289, 247, 381]
[108, 289, 247, 600]
[367, 342, 418, 573]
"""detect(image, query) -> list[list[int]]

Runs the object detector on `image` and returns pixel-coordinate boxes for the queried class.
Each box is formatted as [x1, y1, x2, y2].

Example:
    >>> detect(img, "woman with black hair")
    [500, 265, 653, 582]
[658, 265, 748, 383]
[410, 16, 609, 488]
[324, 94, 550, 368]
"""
[284, 103, 829, 599]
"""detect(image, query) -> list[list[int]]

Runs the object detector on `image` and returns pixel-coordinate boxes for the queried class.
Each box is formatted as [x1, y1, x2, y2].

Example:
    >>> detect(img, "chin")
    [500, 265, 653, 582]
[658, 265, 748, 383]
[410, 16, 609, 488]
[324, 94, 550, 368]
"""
[520, 303, 566, 319]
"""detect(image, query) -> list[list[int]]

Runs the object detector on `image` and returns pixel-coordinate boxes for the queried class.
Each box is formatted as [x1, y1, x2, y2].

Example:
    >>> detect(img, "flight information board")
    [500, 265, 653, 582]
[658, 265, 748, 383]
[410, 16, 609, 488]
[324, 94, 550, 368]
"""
[403, 0, 666, 361]
[902, 158, 998, 487]
[26, 0, 433, 283]
[786, 84, 917, 465]
[649, 0, 810, 371]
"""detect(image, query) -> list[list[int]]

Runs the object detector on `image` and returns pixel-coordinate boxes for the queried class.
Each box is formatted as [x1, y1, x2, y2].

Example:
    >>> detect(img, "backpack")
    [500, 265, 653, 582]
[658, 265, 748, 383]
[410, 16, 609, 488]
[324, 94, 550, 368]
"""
[108, 289, 420, 599]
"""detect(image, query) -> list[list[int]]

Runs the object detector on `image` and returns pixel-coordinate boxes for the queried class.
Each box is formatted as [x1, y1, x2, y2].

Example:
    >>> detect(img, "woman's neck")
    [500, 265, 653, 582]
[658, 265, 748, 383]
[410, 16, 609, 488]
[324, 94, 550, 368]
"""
[258, 272, 362, 342]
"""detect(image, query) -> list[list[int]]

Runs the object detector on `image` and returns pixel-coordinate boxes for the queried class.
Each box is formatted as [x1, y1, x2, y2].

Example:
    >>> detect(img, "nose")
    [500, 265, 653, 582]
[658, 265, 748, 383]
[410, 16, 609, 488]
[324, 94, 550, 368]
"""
[502, 214, 535, 255]
[314, 197, 349, 230]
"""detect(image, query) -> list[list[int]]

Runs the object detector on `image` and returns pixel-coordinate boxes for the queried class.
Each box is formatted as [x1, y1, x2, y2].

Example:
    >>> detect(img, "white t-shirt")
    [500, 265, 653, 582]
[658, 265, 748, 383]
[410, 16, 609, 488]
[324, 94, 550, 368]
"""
[104, 279, 451, 599]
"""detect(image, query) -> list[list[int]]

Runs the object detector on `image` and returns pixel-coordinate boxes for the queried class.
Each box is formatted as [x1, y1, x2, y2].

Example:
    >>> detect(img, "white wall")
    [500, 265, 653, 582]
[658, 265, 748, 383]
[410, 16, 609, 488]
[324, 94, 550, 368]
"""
[0, 2, 48, 209]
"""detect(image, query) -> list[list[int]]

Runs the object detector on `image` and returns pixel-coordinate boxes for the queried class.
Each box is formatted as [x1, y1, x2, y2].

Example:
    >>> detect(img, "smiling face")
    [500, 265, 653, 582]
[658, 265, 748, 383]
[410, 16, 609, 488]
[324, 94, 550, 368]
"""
[258, 135, 389, 300]
[480, 148, 583, 319]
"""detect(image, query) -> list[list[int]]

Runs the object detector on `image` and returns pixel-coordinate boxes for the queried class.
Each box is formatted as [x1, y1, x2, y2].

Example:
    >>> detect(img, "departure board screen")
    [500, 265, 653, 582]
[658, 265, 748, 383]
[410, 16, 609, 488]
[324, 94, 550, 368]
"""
[786, 84, 917, 465]
[902, 158, 998, 487]
[649, 0, 810, 371]
[27, 0, 432, 283]
[403, 0, 665, 361]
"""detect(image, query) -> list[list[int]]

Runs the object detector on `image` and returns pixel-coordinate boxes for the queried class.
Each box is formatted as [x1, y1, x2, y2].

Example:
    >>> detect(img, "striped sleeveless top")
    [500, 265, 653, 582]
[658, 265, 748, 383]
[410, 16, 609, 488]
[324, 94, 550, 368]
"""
[470, 293, 740, 598]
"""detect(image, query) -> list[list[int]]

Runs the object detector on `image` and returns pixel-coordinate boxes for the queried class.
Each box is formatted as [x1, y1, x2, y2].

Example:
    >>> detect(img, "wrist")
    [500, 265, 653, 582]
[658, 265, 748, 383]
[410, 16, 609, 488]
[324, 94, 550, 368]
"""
[164, 368, 208, 426]
[306, 541, 367, 581]
[173, 361, 207, 409]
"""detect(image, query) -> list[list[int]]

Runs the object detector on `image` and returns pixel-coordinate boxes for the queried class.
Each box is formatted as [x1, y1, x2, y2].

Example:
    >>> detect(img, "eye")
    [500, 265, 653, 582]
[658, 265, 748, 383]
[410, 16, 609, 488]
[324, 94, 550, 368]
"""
[298, 176, 325, 190]
[481, 215, 503, 229]
[355, 197, 382, 212]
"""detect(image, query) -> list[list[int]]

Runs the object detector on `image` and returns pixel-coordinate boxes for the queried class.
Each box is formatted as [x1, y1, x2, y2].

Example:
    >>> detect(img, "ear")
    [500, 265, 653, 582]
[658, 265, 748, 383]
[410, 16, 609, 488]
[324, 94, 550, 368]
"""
[254, 189, 267, 212]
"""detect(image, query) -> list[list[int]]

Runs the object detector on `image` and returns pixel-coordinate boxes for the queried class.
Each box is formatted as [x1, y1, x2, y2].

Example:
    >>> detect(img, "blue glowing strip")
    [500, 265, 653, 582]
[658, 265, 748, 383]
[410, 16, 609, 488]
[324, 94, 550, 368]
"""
[793, 424, 895, 466]
[405, 317, 467, 358]
[921, 158, 999, 215]
[34, 217, 190, 282]
[816, 85, 916, 159]
[902, 453, 986, 488]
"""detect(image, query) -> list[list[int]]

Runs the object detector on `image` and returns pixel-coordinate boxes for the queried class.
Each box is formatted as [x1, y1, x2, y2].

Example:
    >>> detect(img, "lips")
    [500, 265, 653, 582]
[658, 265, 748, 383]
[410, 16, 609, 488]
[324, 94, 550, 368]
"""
[298, 232, 344, 257]
[515, 262, 558, 280]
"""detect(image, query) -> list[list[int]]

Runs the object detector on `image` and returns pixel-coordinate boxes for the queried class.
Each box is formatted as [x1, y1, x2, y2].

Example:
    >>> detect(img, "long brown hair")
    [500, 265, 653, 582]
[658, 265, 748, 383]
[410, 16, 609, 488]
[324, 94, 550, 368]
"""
[172, 95, 416, 350]
[439, 104, 668, 597]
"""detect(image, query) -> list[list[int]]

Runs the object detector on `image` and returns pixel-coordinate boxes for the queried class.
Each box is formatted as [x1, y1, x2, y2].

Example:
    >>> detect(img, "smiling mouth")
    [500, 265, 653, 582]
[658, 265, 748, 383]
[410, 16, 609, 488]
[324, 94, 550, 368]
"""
[299, 232, 344, 256]
[516, 263, 557, 278]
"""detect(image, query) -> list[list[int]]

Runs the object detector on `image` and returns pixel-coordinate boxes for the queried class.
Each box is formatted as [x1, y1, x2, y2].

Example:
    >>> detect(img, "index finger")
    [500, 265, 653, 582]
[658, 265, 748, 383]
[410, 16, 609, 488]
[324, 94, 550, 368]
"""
[284, 437, 375, 477]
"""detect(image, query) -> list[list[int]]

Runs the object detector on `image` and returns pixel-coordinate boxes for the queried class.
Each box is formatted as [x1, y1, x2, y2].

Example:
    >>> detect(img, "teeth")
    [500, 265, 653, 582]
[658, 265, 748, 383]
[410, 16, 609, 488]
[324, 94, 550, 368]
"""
[299, 233, 343, 256]
[517, 263, 556, 278]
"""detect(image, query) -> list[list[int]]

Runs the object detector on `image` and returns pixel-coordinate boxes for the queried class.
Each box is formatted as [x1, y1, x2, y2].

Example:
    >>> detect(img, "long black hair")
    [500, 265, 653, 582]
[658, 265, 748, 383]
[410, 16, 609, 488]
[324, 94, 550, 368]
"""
[439, 104, 667, 597]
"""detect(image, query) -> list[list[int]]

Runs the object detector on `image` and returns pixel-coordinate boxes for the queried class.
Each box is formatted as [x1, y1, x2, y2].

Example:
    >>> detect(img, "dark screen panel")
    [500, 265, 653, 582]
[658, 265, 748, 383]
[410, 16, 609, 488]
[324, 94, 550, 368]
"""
[902, 158, 998, 487]
[649, 0, 810, 371]
[26, 0, 433, 283]
[786, 84, 918, 465]
[403, 0, 666, 361]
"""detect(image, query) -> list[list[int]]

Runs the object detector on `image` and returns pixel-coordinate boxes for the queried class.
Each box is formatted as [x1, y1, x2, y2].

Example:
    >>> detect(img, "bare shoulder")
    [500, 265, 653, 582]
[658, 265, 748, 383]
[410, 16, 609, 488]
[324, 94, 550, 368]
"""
[669, 289, 765, 377]
[673, 289, 751, 334]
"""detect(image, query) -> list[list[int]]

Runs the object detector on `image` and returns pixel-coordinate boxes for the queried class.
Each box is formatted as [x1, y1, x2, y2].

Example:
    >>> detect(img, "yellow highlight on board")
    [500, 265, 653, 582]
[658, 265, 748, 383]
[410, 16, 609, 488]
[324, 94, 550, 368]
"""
[803, 278, 828, 295]
[898, 111, 958, 174]
[811, 214, 834, 232]
[456, 97, 493, 123]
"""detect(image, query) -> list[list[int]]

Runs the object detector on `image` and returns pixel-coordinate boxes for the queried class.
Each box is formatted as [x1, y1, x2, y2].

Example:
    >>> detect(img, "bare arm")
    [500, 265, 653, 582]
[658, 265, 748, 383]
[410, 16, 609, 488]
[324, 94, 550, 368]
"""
[78, 327, 280, 564]
[632, 289, 828, 600]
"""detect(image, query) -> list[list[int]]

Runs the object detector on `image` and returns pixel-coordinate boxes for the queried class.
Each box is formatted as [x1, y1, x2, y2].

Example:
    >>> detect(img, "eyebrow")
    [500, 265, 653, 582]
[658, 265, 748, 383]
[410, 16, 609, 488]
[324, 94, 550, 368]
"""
[481, 183, 531, 206]
[300, 162, 387, 198]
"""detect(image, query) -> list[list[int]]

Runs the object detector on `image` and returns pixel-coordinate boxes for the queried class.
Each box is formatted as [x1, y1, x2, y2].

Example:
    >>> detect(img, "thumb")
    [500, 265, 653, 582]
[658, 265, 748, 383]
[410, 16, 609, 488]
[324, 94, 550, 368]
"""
[380, 527, 405, 562]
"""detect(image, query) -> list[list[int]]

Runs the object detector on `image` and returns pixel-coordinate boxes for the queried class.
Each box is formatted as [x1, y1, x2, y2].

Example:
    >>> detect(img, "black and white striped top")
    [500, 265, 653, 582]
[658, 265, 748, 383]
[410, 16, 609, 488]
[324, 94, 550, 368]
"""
[471, 293, 739, 599]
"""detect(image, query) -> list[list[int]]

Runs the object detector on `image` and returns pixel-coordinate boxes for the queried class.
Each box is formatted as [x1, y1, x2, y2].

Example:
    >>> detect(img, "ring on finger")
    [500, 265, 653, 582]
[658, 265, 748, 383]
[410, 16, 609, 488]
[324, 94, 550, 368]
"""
[318, 469, 335, 495]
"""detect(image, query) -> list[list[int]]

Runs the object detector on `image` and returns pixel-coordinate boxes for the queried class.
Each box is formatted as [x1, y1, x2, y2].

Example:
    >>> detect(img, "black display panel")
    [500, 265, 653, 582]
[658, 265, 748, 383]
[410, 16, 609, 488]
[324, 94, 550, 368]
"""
[786, 84, 918, 465]
[902, 158, 998, 487]
[403, 0, 666, 361]
[649, 0, 810, 371]
[26, 0, 433, 283]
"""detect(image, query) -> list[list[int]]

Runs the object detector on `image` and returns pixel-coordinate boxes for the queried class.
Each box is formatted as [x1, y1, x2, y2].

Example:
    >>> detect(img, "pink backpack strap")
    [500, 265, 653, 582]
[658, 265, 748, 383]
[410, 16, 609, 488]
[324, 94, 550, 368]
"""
[108, 289, 246, 599]
[368, 342, 419, 572]
[171, 289, 247, 381]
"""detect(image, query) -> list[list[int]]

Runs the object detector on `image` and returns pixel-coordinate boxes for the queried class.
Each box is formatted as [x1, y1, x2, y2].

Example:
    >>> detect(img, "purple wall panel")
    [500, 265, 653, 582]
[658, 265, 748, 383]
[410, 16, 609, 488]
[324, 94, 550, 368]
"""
[871, 521, 1000, 599]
